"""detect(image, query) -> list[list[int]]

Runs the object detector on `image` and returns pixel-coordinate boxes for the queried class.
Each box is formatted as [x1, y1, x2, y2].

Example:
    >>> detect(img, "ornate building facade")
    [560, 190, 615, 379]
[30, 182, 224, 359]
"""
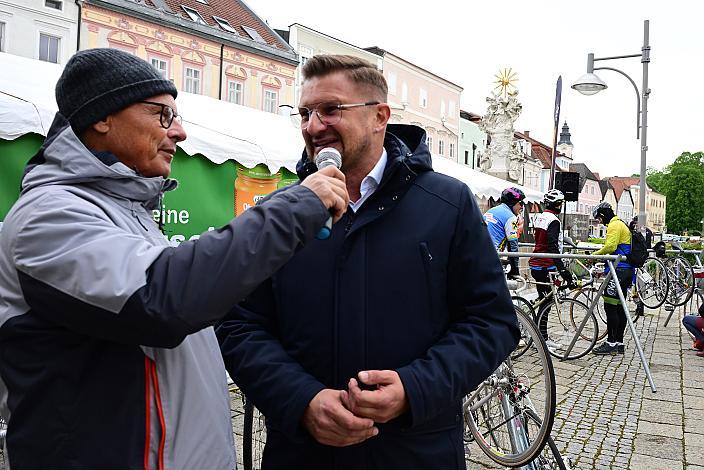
[80, 0, 297, 113]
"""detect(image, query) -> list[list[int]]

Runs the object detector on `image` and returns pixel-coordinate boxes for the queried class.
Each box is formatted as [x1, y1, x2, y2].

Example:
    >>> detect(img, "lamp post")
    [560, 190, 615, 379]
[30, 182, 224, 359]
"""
[572, 20, 651, 230]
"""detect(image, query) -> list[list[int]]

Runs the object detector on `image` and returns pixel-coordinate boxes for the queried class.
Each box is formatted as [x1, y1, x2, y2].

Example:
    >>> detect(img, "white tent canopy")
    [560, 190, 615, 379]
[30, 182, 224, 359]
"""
[0, 52, 543, 201]
[431, 156, 543, 203]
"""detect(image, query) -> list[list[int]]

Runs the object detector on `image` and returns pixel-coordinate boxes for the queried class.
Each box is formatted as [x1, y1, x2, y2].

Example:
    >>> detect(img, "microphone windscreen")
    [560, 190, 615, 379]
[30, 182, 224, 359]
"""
[314, 147, 342, 170]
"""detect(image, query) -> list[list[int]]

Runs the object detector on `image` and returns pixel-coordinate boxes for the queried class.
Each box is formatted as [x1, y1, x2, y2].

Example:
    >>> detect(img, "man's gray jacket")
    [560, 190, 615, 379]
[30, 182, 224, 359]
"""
[0, 114, 328, 469]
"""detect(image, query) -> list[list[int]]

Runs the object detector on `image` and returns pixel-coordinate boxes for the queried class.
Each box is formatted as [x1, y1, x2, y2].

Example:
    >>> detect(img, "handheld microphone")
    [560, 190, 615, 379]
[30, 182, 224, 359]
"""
[314, 147, 342, 240]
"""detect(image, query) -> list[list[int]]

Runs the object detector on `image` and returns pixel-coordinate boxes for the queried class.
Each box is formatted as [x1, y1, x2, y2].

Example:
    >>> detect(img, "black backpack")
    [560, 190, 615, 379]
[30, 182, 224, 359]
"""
[622, 220, 648, 267]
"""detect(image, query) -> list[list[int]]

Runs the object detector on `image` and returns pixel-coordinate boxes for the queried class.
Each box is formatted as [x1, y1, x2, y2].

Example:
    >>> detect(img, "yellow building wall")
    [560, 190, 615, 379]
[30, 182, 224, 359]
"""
[80, 4, 295, 113]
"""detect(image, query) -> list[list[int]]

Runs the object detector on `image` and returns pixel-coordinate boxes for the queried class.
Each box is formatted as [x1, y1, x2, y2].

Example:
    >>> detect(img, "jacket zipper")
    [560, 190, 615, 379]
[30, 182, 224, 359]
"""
[419, 242, 436, 324]
[132, 208, 149, 232]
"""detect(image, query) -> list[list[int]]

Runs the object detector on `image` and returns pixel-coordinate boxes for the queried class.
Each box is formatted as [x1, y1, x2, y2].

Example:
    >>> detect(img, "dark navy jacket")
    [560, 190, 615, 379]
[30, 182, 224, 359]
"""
[217, 124, 519, 470]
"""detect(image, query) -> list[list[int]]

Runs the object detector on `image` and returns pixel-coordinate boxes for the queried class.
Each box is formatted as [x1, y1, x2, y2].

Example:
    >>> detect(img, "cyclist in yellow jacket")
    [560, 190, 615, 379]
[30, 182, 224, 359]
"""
[592, 202, 633, 355]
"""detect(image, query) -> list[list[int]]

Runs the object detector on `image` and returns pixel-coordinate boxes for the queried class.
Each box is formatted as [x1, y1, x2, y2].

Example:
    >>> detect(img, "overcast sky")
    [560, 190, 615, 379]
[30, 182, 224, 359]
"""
[251, 0, 703, 177]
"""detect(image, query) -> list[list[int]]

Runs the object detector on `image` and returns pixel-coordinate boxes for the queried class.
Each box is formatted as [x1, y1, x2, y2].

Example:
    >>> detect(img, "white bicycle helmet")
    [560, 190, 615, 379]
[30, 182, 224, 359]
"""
[543, 189, 565, 206]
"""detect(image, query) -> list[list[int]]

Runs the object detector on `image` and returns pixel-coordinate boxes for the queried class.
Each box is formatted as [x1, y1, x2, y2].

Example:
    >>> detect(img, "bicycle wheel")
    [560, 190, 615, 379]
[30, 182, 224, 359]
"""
[539, 298, 598, 360]
[242, 399, 267, 470]
[637, 257, 669, 309]
[464, 306, 556, 467]
[511, 296, 536, 359]
[524, 408, 567, 470]
[665, 256, 695, 307]
[572, 287, 607, 341]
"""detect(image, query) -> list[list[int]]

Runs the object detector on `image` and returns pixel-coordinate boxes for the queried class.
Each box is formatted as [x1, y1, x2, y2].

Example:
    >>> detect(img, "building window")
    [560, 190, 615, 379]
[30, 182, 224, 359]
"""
[401, 82, 408, 103]
[0, 22, 5, 52]
[150, 57, 168, 78]
[388, 72, 397, 95]
[242, 25, 267, 44]
[45, 0, 62, 10]
[427, 136, 433, 152]
[39, 33, 60, 63]
[419, 88, 427, 108]
[227, 80, 243, 105]
[184, 67, 201, 94]
[182, 6, 208, 25]
[213, 16, 236, 33]
[441, 100, 446, 118]
[449, 100, 456, 119]
[449, 142, 455, 158]
[439, 140, 445, 155]
[263, 88, 278, 113]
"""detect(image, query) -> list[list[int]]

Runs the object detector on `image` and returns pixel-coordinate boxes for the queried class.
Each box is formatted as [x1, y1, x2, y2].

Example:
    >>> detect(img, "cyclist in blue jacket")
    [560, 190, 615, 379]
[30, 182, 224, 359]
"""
[484, 187, 525, 278]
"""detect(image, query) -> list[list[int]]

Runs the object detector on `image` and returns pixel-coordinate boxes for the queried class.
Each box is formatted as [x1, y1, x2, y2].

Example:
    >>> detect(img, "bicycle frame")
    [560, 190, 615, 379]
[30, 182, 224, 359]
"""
[464, 361, 545, 469]
[501, 251, 657, 392]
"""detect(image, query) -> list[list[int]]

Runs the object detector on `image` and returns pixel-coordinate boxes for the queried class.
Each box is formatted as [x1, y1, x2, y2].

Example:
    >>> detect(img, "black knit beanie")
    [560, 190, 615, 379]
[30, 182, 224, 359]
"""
[55, 48, 178, 134]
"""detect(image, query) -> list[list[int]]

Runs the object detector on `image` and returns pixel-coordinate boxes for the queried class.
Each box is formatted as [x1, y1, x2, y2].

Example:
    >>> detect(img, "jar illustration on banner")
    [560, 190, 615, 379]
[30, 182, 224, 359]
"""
[234, 164, 281, 216]
[277, 168, 299, 189]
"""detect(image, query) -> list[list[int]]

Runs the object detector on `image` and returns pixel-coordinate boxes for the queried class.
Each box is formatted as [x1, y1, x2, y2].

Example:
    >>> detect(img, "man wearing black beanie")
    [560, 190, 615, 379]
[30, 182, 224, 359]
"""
[0, 48, 349, 469]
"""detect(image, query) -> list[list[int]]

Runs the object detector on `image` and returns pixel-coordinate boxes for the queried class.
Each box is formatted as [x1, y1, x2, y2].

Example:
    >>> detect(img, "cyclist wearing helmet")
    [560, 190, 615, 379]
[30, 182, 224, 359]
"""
[529, 189, 573, 349]
[591, 202, 633, 355]
[484, 187, 525, 278]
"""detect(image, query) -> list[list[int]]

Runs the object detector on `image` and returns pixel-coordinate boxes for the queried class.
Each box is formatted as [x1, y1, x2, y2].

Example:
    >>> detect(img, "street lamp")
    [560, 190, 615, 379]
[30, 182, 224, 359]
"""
[572, 19, 651, 230]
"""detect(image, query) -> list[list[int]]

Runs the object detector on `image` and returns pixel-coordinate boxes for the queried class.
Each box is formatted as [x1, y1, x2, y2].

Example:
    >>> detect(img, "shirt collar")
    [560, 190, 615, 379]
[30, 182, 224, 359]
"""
[361, 148, 387, 190]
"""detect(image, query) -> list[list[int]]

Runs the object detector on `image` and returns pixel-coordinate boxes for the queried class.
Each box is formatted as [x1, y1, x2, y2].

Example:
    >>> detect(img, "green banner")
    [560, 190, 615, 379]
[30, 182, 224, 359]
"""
[0, 134, 44, 221]
[0, 137, 300, 244]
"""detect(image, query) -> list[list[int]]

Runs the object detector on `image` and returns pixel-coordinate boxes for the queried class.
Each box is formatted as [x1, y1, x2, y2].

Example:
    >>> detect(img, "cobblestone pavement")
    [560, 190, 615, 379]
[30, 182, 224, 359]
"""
[465, 303, 704, 469]
[2, 304, 699, 470]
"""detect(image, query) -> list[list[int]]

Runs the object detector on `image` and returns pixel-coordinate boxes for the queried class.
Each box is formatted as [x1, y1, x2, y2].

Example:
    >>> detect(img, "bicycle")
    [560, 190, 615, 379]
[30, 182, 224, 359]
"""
[662, 240, 695, 309]
[0, 415, 6, 470]
[227, 377, 266, 470]
[571, 257, 668, 334]
[242, 399, 266, 470]
[464, 303, 559, 467]
[512, 272, 599, 360]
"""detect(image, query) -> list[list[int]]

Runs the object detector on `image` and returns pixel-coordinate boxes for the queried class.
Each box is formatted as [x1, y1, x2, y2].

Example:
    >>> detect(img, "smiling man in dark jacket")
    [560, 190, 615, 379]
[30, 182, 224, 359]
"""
[217, 55, 519, 470]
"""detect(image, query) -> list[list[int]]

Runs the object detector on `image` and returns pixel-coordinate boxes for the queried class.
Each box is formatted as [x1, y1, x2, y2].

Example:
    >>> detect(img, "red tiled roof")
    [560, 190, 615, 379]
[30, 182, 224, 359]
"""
[514, 131, 566, 171]
[607, 177, 631, 201]
[158, 0, 290, 50]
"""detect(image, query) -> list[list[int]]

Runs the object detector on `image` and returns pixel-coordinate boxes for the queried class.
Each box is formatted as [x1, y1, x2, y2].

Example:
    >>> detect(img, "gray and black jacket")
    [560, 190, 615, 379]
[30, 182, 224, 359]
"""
[0, 114, 328, 469]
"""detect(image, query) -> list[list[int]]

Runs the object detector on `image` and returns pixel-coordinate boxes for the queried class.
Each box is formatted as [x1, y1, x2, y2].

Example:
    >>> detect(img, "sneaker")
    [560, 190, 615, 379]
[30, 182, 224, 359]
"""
[617, 344, 625, 354]
[696, 350, 704, 358]
[545, 339, 563, 350]
[592, 342, 618, 355]
[692, 339, 704, 351]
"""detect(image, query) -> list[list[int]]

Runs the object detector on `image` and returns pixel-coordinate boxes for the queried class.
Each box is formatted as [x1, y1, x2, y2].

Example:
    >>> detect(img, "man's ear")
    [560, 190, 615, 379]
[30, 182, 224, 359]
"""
[90, 116, 111, 135]
[373, 103, 391, 133]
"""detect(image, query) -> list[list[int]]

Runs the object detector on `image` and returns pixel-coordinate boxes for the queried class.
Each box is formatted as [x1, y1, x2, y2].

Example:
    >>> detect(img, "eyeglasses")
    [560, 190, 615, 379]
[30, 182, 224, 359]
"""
[282, 101, 380, 129]
[138, 101, 183, 129]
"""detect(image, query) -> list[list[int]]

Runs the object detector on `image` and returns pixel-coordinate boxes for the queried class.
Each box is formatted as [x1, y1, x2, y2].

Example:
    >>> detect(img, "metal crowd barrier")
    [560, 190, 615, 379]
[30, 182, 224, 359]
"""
[499, 251, 657, 393]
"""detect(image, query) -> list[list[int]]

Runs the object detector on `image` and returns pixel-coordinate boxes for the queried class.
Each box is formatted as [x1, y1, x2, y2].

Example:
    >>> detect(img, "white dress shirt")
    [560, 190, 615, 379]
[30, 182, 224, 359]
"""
[349, 149, 387, 213]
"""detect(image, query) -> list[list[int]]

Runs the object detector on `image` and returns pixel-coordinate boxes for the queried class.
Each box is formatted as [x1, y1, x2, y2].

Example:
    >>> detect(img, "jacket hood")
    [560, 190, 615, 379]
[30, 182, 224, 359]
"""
[295, 124, 432, 180]
[21, 113, 177, 207]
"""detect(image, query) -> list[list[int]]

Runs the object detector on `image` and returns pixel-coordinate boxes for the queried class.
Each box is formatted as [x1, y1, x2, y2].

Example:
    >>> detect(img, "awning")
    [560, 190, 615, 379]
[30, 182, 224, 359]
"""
[431, 155, 543, 203]
[0, 51, 543, 201]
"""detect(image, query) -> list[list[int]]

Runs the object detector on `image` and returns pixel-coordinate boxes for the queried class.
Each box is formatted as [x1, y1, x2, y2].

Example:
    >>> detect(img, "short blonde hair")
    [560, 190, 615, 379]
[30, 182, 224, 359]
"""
[301, 54, 388, 102]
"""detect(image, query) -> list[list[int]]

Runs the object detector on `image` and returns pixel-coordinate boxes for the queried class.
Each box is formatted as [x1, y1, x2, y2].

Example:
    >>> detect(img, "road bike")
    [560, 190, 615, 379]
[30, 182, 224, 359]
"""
[512, 272, 599, 360]
[571, 257, 668, 335]
[464, 304, 565, 468]
[662, 240, 695, 309]
[228, 377, 266, 470]
[242, 398, 266, 470]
